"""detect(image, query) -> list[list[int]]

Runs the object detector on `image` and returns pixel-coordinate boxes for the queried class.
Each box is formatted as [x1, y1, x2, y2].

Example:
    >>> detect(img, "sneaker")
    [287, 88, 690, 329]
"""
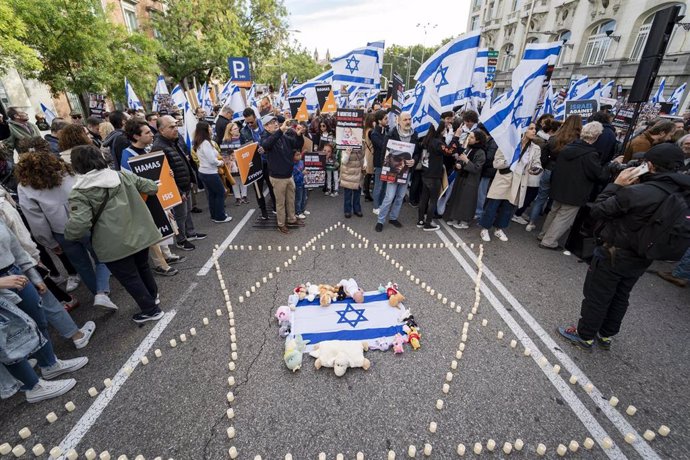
[423, 222, 440, 232]
[297, 213, 307, 219]
[73, 321, 96, 350]
[494, 229, 508, 242]
[344, 213, 352, 218]
[511, 215, 529, 225]
[187, 233, 207, 240]
[375, 223, 383, 232]
[165, 255, 187, 265]
[389, 220, 403, 228]
[277, 226, 289, 234]
[525, 223, 536, 232]
[657, 271, 688, 288]
[596, 334, 612, 350]
[272, 210, 277, 215]
[373, 208, 380, 215]
[132, 309, 164, 324]
[153, 266, 179, 277]
[63, 296, 79, 312]
[235, 198, 241, 206]
[93, 293, 118, 311]
[41, 357, 89, 380]
[155, 293, 160, 305]
[241, 197, 250, 204]
[176, 240, 196, 251]
[26, 378, 76, 403]
[480, 229, 491, 242]
[212, 216, 233, 223]
[331, 192, 339, 197]
[354, 212, 363, 217]
[65, 275, 80, 293]
[190, 207, 203, 213]
[49, 274, 66, 285]
[324, 190, 331, 196]
[557, 326, 593, 351]
[453, 222, 469, 229]
[260, 214, 269, 220]
[304, 210, 311, 215]
[416, 220, 424, 228]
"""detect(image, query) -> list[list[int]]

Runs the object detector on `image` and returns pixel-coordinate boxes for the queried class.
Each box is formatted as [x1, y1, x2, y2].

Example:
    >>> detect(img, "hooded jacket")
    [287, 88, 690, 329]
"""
[550, 139, 610, 206]
[18, 174, 76, 249]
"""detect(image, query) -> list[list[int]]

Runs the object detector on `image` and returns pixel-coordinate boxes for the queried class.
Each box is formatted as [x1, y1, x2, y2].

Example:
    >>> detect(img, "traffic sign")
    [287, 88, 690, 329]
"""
[227, 57, 252, 88]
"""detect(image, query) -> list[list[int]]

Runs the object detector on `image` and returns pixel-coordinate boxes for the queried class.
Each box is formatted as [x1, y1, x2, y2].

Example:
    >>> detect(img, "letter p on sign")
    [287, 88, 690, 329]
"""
[228, 57, 252, 89]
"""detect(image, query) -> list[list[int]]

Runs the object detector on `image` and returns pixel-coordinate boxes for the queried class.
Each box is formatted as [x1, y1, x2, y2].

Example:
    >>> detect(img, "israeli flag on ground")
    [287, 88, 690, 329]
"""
[171, 84, 186, 111]
[669, 83, 687, 115]
[367, 40, 385, 89]
[151, 75, 169, 112]
[290, 68, 334, 111]
[331, 46, 381, 89]
[39, 103, 56, 125]
[125, 78, 143, 110]
[290, 291, 406, 351]
[599, 80, 614, 99]
[652, 77, 666, 103]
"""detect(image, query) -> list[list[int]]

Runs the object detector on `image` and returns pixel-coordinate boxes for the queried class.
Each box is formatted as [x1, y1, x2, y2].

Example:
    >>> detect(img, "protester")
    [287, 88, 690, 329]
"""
[479, 123, 542, 242]
[313, 118, 335, 149]
[260, 115, 305, 234]
[558, 144, 690, 350]
[214, 107, 233, 144]
[370, 110, 389, 213]
[340, 146, 364, 218]
[105, 111, 130, 171]
[362, 114, 375, 202]
[293, 150, 307, 219]
[85, 117, 103, 148]
[241, 108, 274, 216]
[0, 113, 8, 141]
[65, 145, 164, 324]
[475, 125, 498, 220]
[120, 119, 154, 170]
[44, 119, 68, 155]
[222, 123, 248, 205]
[70, 111, 83, 125]
[538, 122, 610, 249]
[323, 143, 340, 196]
[679, 134, 690, 172]
[145, 113, 159, 137]
[444, 130, 487, 229]
[3, 107, 41, 151]
[623, 120, 676, 162]
[35, 114, 50, 131]
[194, 121, 232, 223]
[458, 110, 479, 144]
[588, 111, 618, 164]
[417, 123, 457, 231]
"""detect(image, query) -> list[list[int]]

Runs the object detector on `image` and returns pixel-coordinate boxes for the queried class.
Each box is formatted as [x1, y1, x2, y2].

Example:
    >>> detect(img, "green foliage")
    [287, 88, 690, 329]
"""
[0, 2, 42, 75]
[254, 44, 327, 88]
[239, 0, 289, 66]
[383, 44, 438, 89]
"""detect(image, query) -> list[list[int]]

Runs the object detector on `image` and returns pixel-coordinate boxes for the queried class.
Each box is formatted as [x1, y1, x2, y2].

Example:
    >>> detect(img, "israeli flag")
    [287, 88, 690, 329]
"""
[575, 79, 602, 101]
[568, 75, 589, 100]
[599, 80, 614, 99]
[331, 46, 381, 89]
[554, 102, 565, 121]
[171, 84, 187, 111]
[125, 78, 143, 110]
[290, 68, 334, 111]
[183, 100, 197, 151]
[151, 75, 169, 112]
[247, 84, 257, 108]
[367, 40, 385, 89]
[535, 82, 555, 119]
[651, 77, 666, 103]
[39, 103, 56, 125]
[218, 79, 233, 104]
[198, 82, 214, 114]
[669, 82, 686, 115]
[513, 42, 561, 121]
[290, 291, 406, 351]
[468, 48, 489, 110]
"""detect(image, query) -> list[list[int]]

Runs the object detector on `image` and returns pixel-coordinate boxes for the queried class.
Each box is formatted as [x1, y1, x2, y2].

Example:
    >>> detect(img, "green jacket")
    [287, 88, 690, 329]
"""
[65, 169, 162, 263]
[4, 120, 40, 151]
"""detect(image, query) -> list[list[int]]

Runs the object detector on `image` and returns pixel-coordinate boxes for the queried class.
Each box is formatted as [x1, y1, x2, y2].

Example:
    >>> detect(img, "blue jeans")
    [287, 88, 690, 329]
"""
[54, 233, 110, 295]
[199, 172, 228, 221]
[673, 248, 690, 280]
[295, 185, 307, 215]
[373, 167, 387, 208]
[475, 176, 492, 218]
[343, 188, 362, 214]
[479, 199, 516, 230]
[378, 181, 407, 224]
[529, 169, 552, 225]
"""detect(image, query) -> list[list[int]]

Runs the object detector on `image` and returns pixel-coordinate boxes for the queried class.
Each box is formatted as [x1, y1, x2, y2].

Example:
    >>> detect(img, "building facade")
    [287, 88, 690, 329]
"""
[467, 0, 690, 112]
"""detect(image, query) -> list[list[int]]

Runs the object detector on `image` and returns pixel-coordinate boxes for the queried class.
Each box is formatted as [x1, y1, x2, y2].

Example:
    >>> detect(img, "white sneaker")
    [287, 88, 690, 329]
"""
[494, 229, 508, 242]
[373, 208, 380, 215]
[25, 378, 76, 403]
[304, 210, 311, 215]
[480, 229, 491, 242]
[525, 223, 536, 232]
[155, 293, 160, 305]
[94, 293, 118, 311]
[331, 191, 339, 197]
[511, 215, 529, 225]
[324, 190, 331, 196]
[41, 357, 88, 380]
[453, 222, 469, 229]
[446, 220, 455, 225]
[65, 275, 81, 293]
[73, 321, 96, 350]
[212, 216, 233, 223]
[297, 213, 307, 219]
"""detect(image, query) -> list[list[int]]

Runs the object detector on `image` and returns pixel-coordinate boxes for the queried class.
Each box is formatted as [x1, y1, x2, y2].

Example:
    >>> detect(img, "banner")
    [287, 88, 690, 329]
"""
[391, 73, 405, 114]
[303, 152, 326, 188]
[565, 99, 599, 119]
[382, 81, 393, 110]
[127, 151, 182, 210]
[335, 109, 364, 147]
[231, 142, 262, 186]
[88, 94, 107, 118]
[381, 139, 415, 184]
[315, 84, 338, 113]
[288, 96, 309, 121]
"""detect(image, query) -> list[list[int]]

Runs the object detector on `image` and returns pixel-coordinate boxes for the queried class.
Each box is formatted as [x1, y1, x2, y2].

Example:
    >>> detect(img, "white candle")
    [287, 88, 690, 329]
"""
[536, 444, 546, 456]
[553, 364, 561, 374]
[423, 443, 432, 456]
[624, 433, 636, 444]
[228, 447, 238, 459]
[626, 405, 637, 416]
[451, 360, 457, 369]
[408, 445, 416, 457]
[88, 387, 98, 397]
[473, 443, 482, 455]
[31, 444, 45, 456]
[456, 444, 465, 456]
[568, 440, 579, 452]
[65, 401, 76, 412]
[11, 445, 26, 457]
[643, 430, 655, 441]
[19, 427, 31, 439]
[602, 437, 613, 449]
[140, 356, 149, 365]
[455, 350, 462, 359]
[154, 349, 162, 358]
[46, 412, 58, 423]
[659, 425, 670, 436]
[170, 339, 177, 348]
[0, 444, 11, 456]
[228, 362, 236, 371]
[510, 340, 517, 348]
[227, 427, 235, 438]
[227, 391, 235, 402]
[442, 383, 450, 393]
[481, 319, 488, 326]
[514, 439, 524, 451]
[190, 327, 197, 336]
[497, 331, 504, 339]
[446, 372, 453, 382]
[523, 348, 531, 357]
[388, 450, 396, 460]
[569, 375, 578, 385]
[486, 439, 495, 451]
[557, 444, 567, 456]
[584, 383, 593, 393]
[502, 442, 512, 454]
[227, 408, 234, 419]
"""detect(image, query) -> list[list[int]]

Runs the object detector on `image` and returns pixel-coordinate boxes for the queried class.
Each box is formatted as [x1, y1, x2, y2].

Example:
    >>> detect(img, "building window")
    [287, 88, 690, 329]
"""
[556, 30, 571, 67]
[122, 2, 139, 32]
[629, 19, 652, 62]
[582, 20, 616, 66]
[511, 0, 520, 12]
[470, 15, 480, 31]
[500, 44, 514, 71]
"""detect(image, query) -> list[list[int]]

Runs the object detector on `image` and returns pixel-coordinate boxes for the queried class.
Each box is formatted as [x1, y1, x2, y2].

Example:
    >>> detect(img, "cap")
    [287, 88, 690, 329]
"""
[643, 143, 685, 171]
[261, 114, 276, 125]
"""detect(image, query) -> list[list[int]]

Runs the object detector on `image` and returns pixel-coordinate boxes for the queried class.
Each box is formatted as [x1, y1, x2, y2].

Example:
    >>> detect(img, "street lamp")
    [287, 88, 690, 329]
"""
[416, 22, 438, 64]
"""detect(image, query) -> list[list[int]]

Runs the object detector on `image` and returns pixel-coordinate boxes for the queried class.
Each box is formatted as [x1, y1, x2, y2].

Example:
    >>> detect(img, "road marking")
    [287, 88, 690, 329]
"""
[439, 222, 661, 459]
[196, 208, 255, 276]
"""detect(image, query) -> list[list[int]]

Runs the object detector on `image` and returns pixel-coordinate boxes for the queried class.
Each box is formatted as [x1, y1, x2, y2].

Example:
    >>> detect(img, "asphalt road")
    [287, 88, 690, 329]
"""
[1, 188, 687, 460]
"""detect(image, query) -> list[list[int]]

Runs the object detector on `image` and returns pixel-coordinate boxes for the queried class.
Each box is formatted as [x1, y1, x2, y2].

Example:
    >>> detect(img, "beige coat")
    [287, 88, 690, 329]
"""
[363, 129, 374, 175]
[339, 148, 364, 190]
[487, 142, 542, 208]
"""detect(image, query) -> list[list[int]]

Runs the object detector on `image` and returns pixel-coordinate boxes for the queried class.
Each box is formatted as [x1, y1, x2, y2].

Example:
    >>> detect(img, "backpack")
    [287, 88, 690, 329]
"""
[635, 181, 690, 260]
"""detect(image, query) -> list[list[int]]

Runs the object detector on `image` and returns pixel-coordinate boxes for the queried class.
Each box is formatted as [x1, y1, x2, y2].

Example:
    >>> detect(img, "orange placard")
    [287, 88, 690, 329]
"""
[127, 150, 182, 210]
[233, 142, 263, 186]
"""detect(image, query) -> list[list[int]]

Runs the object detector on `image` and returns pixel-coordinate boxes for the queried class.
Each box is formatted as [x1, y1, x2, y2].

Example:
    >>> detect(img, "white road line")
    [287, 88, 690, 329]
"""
[434, 229, 627, 459]
[196, 208, 255, 276]
[439, 222, 661, 460]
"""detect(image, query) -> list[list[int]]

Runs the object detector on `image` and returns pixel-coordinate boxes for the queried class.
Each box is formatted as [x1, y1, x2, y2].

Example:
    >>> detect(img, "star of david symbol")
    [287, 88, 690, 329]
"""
[413, 105, 428, 124]
[433, 65, 449, 92]
[414, 83, 425, 98]
[345, 55, 360, 74]
[336, 303, 368, 328]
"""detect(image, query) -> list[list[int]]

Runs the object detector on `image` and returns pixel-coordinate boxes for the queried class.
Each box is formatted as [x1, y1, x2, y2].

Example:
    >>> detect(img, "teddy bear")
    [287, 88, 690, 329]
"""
[385, 283, 405, 308]
[370, 337, 392, 351]
[294, 284, 307, 300]
[392, 333, 405, 354]
[278, 320, 291, 338]
[274, 306, 291, 323]
[318, 284, 338, 307]
[305, 282, 320, 302]
[284, 335, 309, 372]
[337, 278, 365, 303]
[310, 340, 371, 377]
[405, 326, 421, 350]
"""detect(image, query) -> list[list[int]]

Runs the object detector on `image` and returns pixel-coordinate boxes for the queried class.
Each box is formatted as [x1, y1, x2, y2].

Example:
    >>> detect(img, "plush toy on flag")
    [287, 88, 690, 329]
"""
[310, 340, 371, 377]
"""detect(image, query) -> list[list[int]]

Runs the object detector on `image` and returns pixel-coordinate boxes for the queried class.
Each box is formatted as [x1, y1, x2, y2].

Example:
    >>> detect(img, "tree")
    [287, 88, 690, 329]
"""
[383, 44, 438, 89]
[238, 0, 289, 66]
[254, 44, 327, 89]
[0, 2, 42, 75]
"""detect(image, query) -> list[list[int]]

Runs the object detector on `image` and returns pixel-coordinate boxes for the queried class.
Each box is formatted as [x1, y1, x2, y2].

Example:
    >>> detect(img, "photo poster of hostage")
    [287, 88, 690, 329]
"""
[381, 139, 415, 184]
[335, 109, 364, 147]
[303, 149, 326, 189]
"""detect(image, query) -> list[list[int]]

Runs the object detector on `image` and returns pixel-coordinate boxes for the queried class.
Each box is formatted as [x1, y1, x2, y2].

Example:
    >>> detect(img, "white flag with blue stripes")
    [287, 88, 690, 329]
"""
[218, 79, 233, 104]
[39, 103, 56, 125]
[651, 77, 666, 103]
[535, 81, 555, 119]
[171, 84, 186, 111]
[151, 75, 169, 112]
[568, 75, 589, 99]
[599, 80, 614, 99]
[331, 46, 381, 89]
[367, 41, 385, 89]
[669, 82, 686, 115]
[289, 68, 333, 112]
[125, 78, 143, 110]
[290, 291, 406, 351]
[468, 48, 489, 110]
[183, 100, 197, 151]
[513, 42, 561, 121]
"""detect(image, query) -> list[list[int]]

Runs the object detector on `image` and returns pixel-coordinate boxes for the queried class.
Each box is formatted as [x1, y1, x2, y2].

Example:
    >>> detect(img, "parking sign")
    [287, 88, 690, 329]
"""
[227, 57, 252, 88]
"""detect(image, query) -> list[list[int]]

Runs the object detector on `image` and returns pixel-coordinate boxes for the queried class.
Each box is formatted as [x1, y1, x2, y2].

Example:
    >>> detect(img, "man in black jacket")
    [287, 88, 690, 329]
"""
[241, 108, 274, 215]
[540, 122, 609, 249]
[108, 111, 130, 171]
[558, 144, 690, 350]
[152, 115, 206, 250]
[370, 110, 389, 212]
[589, 111, 618, 164]
[214, 106, 233, 144]
[260, 115, 305, 234]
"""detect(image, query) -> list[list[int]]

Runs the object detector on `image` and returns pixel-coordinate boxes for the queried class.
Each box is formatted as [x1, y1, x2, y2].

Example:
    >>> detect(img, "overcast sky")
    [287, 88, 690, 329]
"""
[285, 0, 471, 58]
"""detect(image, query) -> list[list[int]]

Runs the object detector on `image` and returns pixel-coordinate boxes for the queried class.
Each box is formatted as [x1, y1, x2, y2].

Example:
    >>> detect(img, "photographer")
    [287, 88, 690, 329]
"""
[558, 143, 690, 351]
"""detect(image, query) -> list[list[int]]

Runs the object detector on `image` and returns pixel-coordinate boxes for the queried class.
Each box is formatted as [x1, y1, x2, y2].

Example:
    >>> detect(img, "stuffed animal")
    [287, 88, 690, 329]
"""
[385, 282, 405, 308]
[275, 306, 291, 323]
[284, 335, 309, 372]
[287, 294, 299, 310]
[278, 320, 291, 338]
[385, 282, 399, 298]
[370, 337, 392, 351]
[406, 326, 421, 350]
[336, 285, 347, 301]
[402, 314, 418, 330]
[377, 284, 386, 294]
[318, 284, 338, 307]
[337, 278, 365, 303]
[305, 283, 320, 302]
[294, 284, 307, 300]
[310, 340, 371, 377]
[392, 333, 405, 354]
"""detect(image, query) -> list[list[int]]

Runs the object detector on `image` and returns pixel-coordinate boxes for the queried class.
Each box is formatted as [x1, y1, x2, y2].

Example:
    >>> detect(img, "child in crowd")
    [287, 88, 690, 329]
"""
[323, 143, 340, 197]
[222, 123, 248, 206]
[293, 151, 307, 219]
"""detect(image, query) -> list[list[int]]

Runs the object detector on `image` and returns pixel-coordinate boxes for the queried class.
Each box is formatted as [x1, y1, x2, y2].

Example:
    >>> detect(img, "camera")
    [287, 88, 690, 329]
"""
[608, 159, 641, 174]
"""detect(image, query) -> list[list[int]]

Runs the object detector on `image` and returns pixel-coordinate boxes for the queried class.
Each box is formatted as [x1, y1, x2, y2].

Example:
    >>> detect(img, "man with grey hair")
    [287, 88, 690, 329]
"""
[539, 121, 611, 249]
[214, 106, 233, 144]
[677, 133, 690, 173]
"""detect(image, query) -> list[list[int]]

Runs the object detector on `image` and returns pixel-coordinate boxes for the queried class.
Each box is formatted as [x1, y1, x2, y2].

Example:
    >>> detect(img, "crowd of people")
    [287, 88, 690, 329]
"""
[0, 90, 688, 404]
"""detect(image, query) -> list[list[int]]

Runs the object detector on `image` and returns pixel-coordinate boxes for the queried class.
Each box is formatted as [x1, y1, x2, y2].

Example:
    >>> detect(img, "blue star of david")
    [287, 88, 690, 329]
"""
[336, 303, 368, 328]
[413, 105, 428, 124]
[345, 55, 360, 74]
[414, 83, 425, 98]
[434, 65, 449, 92]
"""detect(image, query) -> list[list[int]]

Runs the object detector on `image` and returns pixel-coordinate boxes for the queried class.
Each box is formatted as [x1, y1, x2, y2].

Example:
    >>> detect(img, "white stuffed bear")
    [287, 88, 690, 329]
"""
[310, 340, 371, 377]
[305, 282, 320, 302]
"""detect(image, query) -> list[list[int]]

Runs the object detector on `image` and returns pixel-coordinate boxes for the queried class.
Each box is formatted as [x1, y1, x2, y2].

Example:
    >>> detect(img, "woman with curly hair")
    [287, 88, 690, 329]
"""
[58, 124, 92, 164]
[15, 152, 117, 311]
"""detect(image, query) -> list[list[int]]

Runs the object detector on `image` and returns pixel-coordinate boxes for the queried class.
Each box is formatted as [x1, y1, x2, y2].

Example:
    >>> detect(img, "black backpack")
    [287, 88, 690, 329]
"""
[635, 181, 690, 260]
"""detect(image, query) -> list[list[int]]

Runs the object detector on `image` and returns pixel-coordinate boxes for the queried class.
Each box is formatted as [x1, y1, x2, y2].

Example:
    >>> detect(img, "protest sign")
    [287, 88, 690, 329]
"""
[127, 151, 181, 210]
[565, 99, 599, 120]
[335, 109, 364, 147]
[316, 84, 337, 113]
[288, 96, 309, 121]
[391, 73, 405, 114]
[381, 139, 415, 184]
[231, 142, 262, 186]
[303, 152, 326, 188]
[88, 94, 107, 118]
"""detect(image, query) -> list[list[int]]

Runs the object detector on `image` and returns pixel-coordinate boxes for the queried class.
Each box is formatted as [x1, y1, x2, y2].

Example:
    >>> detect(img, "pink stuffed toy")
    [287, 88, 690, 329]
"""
[274, 306, 291, 323]
[392, 333, 405, 354]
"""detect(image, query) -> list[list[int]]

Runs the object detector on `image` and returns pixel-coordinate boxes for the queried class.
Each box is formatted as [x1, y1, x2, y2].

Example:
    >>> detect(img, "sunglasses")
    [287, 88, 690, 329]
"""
[71, 115, 82, 119]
